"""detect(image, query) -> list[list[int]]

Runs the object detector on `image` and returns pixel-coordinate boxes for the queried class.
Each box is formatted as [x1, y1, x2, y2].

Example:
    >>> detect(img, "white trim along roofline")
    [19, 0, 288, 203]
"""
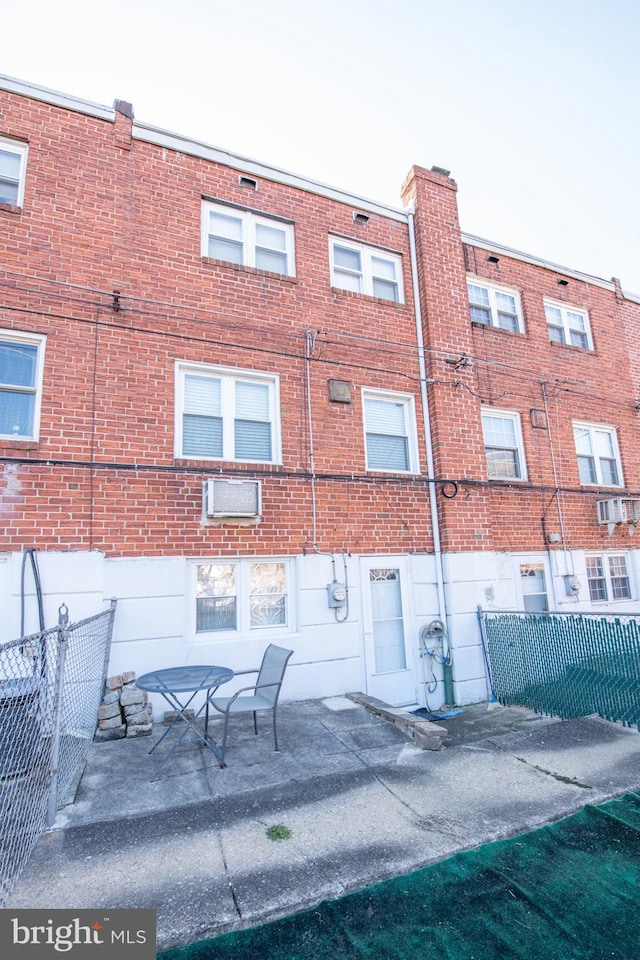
[1, 72, 638, 302]
[0, 73, 407, 223]
[134, 121, 408, 222]
[0, 73, 115, 122]
[462, 232, 640, 304]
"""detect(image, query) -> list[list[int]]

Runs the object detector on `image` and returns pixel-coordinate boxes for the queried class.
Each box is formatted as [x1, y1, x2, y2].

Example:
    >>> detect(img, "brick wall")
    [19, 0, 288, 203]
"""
[0, 89, 433, 558]
[403, 165, 640, 555]
[2, 86, 640, 563]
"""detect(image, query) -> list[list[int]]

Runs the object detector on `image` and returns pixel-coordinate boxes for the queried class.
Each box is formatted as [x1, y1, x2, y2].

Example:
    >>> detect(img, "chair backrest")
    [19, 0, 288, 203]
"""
[256, 644, 293, 707]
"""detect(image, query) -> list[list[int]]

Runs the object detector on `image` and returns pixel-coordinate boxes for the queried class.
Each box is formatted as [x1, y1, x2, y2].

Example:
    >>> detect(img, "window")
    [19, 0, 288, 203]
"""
[196, 560, 289, 634]
[363, 390, 418, 472]
[544, 300, 592, 350]
[481, 409, 527, 480]
[573, 423, 622, 487]
[201, 201, 295, 276]
[330, 238, 403, 303]
[0, 138, 28, 207]
[467, 279, 523, 332]
[0, 330, 46, 440]
[176, 363, 281, 463]
[585, 555, 632, 602]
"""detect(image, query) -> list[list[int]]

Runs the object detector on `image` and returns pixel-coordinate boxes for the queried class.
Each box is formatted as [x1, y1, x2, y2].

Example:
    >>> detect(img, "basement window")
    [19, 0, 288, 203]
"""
[195, 559, 291, 634]
[585, 555, 632, 602]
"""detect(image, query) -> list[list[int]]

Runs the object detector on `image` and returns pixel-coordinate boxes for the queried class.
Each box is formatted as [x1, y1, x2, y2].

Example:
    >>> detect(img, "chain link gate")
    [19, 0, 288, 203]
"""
[479, 607, 640, 728]
[0, 600, 116, 906]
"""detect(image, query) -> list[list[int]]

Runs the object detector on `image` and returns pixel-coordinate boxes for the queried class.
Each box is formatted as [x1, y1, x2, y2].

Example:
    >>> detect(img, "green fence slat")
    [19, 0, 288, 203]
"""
[481, 610, 640, 730]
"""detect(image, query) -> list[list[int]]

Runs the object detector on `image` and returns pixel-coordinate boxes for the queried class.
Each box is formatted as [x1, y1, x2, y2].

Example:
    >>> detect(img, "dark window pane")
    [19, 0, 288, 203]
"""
[577, 456, 597, 484]
[600, 459, 619, 486]
[183, 415, 223, 457]
[367, 433, 409, 471]
[196, 597, 237, 632]
[0, 391, 34, 436]
[0, 342, 37, 387]
[234, 420, 272, 460]
[486, 449, 519, 478]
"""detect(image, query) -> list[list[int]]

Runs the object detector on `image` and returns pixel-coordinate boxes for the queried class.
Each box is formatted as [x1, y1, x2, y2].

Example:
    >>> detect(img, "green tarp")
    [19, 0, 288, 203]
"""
[160, 792, 640, 960]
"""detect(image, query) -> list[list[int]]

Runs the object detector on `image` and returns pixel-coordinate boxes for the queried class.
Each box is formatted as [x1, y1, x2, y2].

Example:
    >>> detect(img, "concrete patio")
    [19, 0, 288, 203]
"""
[7, 697, 640, 952]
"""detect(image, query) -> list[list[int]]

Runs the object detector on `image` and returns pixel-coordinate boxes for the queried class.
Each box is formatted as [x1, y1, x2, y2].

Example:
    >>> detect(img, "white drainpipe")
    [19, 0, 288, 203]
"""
[407, 207, 452, 703]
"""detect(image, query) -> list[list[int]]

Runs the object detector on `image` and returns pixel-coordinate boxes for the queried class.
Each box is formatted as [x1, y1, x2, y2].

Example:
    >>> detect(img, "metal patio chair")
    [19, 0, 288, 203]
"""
[210, 643, 293, 764]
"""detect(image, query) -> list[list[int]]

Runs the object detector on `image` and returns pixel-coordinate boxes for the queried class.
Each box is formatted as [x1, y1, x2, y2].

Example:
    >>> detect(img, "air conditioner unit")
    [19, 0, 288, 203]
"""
[596, 497, 640, 534]
[204, 479, 262, 518]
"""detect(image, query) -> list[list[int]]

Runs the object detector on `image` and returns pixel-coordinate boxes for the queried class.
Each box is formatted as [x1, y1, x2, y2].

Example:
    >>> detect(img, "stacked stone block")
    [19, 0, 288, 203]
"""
[94, 672, 153, 741]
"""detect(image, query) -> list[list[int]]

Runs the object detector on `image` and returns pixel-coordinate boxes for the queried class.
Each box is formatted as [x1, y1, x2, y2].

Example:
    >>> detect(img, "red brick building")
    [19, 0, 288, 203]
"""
[2, 75, 639, 710]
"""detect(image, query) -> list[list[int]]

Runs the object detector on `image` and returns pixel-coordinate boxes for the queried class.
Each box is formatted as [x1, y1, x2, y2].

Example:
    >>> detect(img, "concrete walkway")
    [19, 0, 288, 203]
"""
[7, 698, 640, 952]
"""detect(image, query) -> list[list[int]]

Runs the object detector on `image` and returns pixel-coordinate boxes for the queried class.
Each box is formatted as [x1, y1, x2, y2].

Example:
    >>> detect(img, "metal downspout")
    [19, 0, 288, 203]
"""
[407, 209, 453, 705]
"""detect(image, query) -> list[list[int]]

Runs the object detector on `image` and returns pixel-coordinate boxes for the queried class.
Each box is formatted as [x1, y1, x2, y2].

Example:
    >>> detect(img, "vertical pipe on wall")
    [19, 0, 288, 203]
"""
[541, 380, 575, 581]
[407, 210, 453, 703]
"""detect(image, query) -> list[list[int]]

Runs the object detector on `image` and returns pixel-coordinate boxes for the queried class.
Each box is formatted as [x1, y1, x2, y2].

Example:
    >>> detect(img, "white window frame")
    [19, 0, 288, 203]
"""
[466, 277, 524, 332]
[0, 329, 46, 441]
[329, 237, 404, 303]
[544, 299, 593, 350]
[201, 201, 295, 276]
[481, 408, 527, 481]
[0, 137, 28, 207]
[573, 421, 623, 488]
[362, 388, 419, 474]
[585, 554, 633, 603]
[175, 361, 281, 464]
[193, 557, 293, 637]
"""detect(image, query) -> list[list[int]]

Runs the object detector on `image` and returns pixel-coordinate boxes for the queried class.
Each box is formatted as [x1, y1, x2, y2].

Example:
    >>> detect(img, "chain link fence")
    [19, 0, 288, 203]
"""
[479, 608, 640, 729]
[0, 601, 116, 906]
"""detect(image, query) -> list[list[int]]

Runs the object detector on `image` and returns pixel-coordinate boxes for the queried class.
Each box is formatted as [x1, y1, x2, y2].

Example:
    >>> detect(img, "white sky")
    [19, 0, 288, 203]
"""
[2, 0, 640, 292]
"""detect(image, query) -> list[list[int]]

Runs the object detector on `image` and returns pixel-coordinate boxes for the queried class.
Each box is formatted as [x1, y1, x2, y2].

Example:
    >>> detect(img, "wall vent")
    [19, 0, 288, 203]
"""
[204, 479, 262, 518]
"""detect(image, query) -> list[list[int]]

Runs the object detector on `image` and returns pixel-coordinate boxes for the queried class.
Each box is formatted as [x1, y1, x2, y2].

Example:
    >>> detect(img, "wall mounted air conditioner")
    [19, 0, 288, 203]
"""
[596, 497, 640, 535]
[204, 479, 262, 518]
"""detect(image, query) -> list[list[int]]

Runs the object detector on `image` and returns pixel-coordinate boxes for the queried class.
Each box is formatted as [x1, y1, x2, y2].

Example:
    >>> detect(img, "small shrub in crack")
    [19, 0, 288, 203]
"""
[266, 824, 292, 841]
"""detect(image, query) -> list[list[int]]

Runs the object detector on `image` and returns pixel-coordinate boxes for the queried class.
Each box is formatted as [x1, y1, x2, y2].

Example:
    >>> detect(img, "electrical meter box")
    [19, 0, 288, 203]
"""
[327, 582, 347, 607]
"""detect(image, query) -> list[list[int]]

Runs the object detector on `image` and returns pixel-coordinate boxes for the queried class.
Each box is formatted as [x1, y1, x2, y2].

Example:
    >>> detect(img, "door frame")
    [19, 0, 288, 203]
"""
[514, 555, 553, 612]
[359, 555, 418, 706]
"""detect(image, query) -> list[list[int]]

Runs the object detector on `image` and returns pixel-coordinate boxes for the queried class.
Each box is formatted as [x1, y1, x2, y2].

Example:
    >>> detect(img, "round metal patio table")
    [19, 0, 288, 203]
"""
[136, 665, 234, 779]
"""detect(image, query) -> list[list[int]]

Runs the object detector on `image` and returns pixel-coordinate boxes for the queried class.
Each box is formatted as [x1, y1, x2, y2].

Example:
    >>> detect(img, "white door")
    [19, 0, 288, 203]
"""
[519, 561, 550, 612]
[361, 558, 417, 706]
